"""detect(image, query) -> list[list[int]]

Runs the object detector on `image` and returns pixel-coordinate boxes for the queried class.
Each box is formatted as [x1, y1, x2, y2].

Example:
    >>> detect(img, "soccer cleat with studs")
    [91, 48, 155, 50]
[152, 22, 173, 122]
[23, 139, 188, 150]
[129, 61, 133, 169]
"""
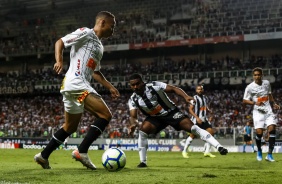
[204, 152, 216, 158]
[265, 154, 275, 162]
[256, 151, 262, 161]
[182, 151, 189, 158]
[72, 149, 96, 170]
[137, 162, 147, 168]
[218, 147, 228, 155]
[34, 153, 51, 169]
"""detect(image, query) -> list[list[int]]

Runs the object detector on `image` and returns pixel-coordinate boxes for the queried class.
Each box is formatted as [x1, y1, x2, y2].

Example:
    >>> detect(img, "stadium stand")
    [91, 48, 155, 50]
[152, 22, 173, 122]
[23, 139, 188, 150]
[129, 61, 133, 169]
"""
[0, 0, 282, 140]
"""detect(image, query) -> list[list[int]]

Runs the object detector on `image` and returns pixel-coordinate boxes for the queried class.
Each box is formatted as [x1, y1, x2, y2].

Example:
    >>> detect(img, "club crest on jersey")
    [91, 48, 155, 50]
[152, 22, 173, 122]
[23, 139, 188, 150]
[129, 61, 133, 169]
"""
[75, 59, 81, 76]
[173, 112, 184, 119]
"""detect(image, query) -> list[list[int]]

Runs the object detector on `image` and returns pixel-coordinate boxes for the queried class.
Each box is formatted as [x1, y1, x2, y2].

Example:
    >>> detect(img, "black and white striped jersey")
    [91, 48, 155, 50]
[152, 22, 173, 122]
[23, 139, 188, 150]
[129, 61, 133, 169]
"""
[128, 81, 177, 116]
[191, 94, 209, 123]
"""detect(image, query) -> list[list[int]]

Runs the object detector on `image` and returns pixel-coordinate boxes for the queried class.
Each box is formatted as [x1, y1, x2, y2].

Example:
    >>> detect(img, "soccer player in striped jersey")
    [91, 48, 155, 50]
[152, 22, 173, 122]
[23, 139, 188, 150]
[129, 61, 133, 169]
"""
[243, 67, 280, 162]
[128, 74, 228, 167]
[34, 11, 120, 170]
[182, 85, 217, 158]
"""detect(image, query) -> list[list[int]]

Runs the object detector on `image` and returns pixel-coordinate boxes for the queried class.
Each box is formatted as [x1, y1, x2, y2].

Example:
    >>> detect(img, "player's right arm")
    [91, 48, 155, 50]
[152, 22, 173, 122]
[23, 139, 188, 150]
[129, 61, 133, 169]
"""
[128, 98, 139, 137]
[129, 109, 138, 137]
[243, 85, 263, 106]
[54, 39, 64, 74]
[188, 102, 202, 124]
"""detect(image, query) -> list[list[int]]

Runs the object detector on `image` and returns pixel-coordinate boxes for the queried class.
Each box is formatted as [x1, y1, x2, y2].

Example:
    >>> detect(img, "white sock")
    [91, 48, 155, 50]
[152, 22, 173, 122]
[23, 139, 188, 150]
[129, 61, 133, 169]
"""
[138, 131, 148, 164]
[183, 136, 193, 152]
[191, 125, 222, 149]
[204, 142, 211, 154]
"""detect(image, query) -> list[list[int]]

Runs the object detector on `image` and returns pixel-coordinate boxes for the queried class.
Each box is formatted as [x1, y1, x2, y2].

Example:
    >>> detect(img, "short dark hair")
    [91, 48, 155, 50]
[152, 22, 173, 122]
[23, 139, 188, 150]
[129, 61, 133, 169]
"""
[252, 67, 263, 75]
[96, 11, 115, 20]
[129, 73, 143, 81]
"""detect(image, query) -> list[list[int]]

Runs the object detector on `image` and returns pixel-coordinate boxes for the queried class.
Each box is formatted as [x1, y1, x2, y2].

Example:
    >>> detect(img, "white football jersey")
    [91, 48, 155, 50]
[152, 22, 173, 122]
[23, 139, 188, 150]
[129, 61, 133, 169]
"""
[60, 27, 103, 93]
[243, 80, 273, 114]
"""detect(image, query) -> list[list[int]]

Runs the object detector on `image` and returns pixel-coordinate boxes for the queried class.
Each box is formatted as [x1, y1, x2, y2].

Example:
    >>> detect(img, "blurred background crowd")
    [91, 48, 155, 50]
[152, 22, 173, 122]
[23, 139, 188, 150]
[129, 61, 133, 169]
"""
[1, 0, 282, 140]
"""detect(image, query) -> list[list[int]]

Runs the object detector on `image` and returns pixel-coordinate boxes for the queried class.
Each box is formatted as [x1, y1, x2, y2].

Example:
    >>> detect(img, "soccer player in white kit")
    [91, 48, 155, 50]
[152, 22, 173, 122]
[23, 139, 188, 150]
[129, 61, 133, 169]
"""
[243, 67, 280, 162]
[34, 11, 120, 170]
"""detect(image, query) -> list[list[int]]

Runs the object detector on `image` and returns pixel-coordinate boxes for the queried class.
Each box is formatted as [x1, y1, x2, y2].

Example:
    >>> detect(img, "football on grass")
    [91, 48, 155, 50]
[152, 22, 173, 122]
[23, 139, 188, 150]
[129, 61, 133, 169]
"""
[102, 147, 126, 172]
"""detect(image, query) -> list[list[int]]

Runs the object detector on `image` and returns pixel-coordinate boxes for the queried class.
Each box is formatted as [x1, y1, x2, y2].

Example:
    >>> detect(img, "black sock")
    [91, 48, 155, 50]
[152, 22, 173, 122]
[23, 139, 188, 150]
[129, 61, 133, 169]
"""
[41, 128, 70, 159]
[268, 134, 276, 154]
[78, 118, 109, 153]
[255, 134, 262, 152]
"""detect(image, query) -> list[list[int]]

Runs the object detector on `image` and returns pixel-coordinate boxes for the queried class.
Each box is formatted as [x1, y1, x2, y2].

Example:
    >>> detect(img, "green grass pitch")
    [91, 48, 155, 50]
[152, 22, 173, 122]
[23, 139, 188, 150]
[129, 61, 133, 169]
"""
[0, 149, 281, 184]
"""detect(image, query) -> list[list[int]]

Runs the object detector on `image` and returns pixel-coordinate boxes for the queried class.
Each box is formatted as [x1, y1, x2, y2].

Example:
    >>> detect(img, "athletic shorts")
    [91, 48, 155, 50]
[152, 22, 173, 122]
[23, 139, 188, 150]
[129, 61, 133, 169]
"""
[253, 109, 277, 129]
[144, 109, 187, 133]
[61, 90, 101, 114]
[197, 121, 212, 130]
[244, 135, 252, 142]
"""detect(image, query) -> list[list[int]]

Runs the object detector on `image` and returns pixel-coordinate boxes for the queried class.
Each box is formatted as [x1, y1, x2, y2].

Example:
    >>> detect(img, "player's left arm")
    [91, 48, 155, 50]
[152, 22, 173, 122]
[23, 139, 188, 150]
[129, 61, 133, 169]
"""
[128, 109, 139, 137]
[93, 71, 120, 99]
[54, 39, 65, 74]
[269, 93, 280, 110]
[165, 84, 194, 104]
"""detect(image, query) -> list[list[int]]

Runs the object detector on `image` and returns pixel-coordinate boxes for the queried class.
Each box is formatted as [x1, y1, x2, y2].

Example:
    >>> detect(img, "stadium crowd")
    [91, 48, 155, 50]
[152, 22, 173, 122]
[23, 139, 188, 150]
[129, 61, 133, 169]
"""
[1, 0, 282, 55]
[0, 54, 281, 88]
[1, 0, 282, 140]
[1, 86, 282, 140]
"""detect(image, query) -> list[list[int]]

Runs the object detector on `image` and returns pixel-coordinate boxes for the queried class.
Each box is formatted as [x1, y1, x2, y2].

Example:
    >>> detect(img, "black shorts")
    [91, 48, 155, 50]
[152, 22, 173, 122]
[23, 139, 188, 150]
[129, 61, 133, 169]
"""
[144, 109, 187, 133]
[197, 121, 212, 130]
[244, 135, 252, 142]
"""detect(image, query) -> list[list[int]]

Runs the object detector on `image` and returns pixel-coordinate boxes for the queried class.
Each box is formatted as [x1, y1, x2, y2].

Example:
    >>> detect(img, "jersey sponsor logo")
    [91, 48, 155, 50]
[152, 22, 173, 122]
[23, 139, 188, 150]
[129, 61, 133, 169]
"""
[86, 58, 97, 70]
[257, 96, 268, 102]
[75, 59, 81, 76]
[148, 104, 163, 115]
[173, 112, 184, 119]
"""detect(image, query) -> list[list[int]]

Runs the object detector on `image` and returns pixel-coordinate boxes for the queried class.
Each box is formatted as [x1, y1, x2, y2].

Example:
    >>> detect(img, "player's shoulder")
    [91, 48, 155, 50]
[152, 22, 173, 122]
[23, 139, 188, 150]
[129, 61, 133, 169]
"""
[151, 81, 167, 88]
[262, 79, 270, 85]
[129, 93, 136, 99]
[246, 81, 256, 88]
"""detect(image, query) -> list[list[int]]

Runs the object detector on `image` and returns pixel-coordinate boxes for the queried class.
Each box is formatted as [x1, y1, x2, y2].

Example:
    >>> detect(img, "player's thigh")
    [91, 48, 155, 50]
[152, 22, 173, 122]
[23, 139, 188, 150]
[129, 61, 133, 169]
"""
[253, 111, 267, 129]
[205, 127, 214, 135]
[84, 93, 112, 120]
[265, 114, 277, 128]
[63, 111, 82, 133]
[140, 120, 160, 135]
[178, 118, 194, 132]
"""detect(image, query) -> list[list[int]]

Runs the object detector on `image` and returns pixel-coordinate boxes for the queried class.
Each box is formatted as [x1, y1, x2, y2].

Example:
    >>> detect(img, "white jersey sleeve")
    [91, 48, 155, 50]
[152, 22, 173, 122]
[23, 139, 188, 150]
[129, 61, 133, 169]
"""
[243, 84, 252, 101]
[152, 81, 167, 91]
[61, 27, 90, 48]
[128, 98, 137, 110]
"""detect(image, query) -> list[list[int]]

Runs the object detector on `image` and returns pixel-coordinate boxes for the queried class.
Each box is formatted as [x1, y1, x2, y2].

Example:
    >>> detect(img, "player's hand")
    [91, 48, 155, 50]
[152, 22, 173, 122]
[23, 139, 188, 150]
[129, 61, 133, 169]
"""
[196, 118, 203, 125]
[53, 62, 63, 74]
[186, 96, 195, 105]
[109, 87, 120, 100]
[128, 124, 138, 137]
[255, 101, 264, 106]
[273, 103, 280, 110]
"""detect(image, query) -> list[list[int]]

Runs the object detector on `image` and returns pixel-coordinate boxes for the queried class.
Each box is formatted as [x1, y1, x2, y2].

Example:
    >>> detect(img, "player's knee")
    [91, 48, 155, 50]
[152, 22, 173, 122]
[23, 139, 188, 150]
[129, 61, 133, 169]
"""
[99, 111, 112, 121]
[92, 118, 109, 133]
[139, 131, 148, 139]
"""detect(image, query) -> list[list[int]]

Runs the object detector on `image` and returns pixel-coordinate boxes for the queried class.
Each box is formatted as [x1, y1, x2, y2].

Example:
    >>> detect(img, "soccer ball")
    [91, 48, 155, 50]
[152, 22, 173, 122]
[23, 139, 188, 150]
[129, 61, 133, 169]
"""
[102, 147, 126, 172]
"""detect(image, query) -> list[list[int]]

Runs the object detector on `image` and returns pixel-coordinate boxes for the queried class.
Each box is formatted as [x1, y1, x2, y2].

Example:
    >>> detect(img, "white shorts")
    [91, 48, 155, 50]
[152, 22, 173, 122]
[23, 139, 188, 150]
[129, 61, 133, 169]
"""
[61, 90, 101, 114]
[253, 110, 277, 129]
